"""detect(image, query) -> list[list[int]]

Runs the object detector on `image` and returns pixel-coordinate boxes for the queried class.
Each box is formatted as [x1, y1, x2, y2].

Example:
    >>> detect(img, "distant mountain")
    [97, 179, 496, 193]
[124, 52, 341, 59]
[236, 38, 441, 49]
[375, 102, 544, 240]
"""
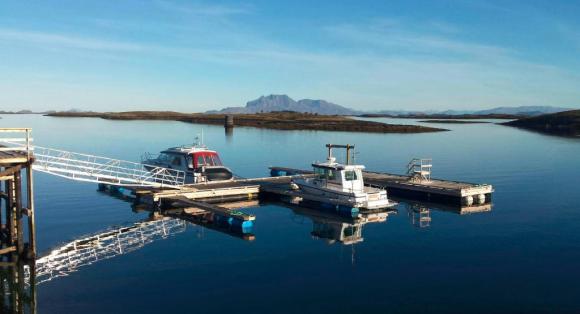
[0, 109, 43, 114]
[370, 106, 572, 117]
[208, 95, 359, 115]
[209, 96, 573, 117]
[473, 106, 572, 116]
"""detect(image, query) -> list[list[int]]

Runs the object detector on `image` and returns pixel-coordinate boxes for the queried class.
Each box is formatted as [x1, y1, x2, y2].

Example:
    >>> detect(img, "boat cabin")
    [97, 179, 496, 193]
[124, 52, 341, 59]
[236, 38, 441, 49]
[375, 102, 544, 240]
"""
[143, 145, 233, 183]
[157, 149, 224, 171]
[312, 160, 365, 193]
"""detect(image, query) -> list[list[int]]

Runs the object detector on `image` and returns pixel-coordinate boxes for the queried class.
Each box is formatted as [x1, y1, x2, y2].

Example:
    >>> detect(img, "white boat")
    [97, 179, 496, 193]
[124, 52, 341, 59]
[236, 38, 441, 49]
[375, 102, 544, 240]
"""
[293, 144, 393, 210]
[142, 143, 233, 184]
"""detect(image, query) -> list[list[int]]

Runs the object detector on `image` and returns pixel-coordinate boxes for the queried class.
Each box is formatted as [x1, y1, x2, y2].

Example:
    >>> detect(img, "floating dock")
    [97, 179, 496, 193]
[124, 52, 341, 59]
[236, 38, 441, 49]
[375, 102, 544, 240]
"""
[269, 165, 493, 206]
[103, 162, 492, 220]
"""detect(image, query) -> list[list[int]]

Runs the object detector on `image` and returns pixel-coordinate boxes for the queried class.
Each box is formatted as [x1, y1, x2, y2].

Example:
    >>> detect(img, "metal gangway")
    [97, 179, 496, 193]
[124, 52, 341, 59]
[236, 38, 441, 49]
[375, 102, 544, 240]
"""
[31, 146, 186, 188]
[0, 133, 186, 188]
[24, 217, 187, 285]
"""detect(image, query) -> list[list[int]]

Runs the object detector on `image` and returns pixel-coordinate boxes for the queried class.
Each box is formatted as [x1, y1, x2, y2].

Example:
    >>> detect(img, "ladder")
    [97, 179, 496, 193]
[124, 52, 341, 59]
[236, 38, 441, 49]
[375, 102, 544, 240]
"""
[407, 158, 432, 183]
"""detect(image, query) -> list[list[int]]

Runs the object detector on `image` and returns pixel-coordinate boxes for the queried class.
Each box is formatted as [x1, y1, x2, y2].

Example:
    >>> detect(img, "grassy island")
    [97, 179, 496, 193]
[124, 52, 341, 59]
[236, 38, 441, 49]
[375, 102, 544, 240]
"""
[502, 110, 580, 137]
[419, 120, 491, 124]
[46, 111, 448, 134]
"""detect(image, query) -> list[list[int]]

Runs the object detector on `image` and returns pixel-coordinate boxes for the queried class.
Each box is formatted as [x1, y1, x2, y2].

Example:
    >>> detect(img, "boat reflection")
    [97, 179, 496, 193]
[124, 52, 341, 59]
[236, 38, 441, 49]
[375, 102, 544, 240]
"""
[281, 202, 396, 245]
[402, 199, 492, 228]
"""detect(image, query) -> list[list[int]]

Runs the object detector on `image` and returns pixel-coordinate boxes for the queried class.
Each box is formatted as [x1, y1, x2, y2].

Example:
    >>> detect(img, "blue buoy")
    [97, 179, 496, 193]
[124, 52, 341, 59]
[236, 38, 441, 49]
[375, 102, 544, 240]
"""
[231, 220, 254, 234]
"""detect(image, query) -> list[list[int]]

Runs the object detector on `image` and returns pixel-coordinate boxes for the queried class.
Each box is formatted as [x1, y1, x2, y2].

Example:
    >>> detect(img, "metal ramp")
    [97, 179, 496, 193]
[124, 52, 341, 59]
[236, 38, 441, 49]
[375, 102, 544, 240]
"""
[1, 133, 185, 188]
[24, 218, 187, 285]
[32, 146, 186, 188]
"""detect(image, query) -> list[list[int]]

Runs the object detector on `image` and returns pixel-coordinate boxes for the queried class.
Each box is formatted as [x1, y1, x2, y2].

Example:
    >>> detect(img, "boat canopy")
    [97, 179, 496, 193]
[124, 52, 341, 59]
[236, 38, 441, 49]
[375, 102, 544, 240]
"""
[192, 151, 223, 168]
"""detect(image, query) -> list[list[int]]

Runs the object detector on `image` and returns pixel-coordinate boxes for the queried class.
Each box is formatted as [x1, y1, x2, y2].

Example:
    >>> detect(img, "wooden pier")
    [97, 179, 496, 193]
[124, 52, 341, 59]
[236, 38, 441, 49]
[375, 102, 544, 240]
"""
[0, 128, 36, 262]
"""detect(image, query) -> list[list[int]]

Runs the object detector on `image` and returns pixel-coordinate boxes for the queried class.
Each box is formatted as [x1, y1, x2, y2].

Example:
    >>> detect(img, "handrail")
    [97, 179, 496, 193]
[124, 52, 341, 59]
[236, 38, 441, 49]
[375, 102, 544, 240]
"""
[2, 135, 186, 187]
[0, 128, 33, 159]
[32, 146, 186, 187]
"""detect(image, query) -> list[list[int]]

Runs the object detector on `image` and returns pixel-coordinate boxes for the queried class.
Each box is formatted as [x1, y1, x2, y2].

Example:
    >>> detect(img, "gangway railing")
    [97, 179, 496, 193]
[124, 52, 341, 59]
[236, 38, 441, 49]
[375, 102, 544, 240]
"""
[24, 217, 187, 285]
[32, 146, 186, 188]
[0, 128, 33, 158]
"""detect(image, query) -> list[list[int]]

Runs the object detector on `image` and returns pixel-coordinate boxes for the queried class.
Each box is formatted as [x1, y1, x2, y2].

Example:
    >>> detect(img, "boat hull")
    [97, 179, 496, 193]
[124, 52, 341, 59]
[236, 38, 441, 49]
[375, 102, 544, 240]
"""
[295, 180, 392, 210]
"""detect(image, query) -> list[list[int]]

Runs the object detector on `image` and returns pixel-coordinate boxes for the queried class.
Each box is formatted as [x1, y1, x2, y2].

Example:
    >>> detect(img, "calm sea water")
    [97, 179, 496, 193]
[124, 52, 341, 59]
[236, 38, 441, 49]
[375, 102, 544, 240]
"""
[2, 114, 580, 313]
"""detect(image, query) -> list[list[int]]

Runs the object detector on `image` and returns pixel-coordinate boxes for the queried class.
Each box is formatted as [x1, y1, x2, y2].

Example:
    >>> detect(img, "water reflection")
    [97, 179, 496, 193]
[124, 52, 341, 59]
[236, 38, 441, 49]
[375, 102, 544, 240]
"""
[224, 126, 234, 141]
[0, 201, 259, 313]
[0, 261, 36, 314]
[26, 201, 257, 289]
[406, 203, 432, 228]
[158, 200, 258, 241]
[402, 199, 492, 228]
[31, 217, 187, 285]
[281, 203, 396, 245]
[2, 216, 189, 313]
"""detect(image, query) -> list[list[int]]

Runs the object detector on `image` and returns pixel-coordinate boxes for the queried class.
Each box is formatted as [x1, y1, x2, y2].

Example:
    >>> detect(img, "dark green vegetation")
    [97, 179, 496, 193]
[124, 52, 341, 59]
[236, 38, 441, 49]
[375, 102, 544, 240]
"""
[503, 110, 580, 136]
[46, 111, 447, 133]
[419, 120, 492, 124]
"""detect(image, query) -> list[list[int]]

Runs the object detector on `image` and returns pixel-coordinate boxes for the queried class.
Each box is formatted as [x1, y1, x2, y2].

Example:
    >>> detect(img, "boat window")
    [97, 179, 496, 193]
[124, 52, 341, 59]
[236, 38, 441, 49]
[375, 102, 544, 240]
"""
[171, 156, 182, 166]
[158, 153, 171, 162]
[314, 167, 326, 179]
[314, 167, 337, 180]
[205, 155, 215, 166]
[327, 169, 336, 180]
[345, 171, 357, 181]
[187, 156, 194, 169]
[197, 155, 205, 167]
[212, 155, 223, 166]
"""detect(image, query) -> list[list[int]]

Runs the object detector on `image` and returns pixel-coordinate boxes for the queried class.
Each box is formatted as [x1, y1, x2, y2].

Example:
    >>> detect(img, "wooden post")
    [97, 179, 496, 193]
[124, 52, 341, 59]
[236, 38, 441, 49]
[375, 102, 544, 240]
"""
[0, 128, 36, 262]
[0, 261, 36, 314]
[5, 176, 14, 249]
[26, 164, 36, 258]
[0, 167, 4, 244]
[224, 115, 234, 128]
[14, 171, 24, 257]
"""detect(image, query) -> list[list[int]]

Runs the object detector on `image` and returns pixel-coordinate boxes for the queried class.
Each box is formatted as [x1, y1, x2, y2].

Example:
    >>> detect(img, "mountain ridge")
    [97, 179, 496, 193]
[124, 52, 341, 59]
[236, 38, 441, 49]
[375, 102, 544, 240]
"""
[207, 94, 574, 116]
[207, 94, 358, 115]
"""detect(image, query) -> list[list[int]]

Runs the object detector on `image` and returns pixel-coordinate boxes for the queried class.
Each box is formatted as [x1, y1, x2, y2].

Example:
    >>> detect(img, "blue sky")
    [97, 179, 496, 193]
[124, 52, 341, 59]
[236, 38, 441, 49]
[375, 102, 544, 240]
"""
[1, 0, 579, 112]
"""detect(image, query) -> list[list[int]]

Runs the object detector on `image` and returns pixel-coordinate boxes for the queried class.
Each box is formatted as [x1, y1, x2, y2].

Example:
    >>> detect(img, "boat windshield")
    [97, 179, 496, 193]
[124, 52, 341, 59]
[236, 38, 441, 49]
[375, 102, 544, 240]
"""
[344, 170, 358, 181]
[205, 154, 223, 166]
[158, 153, 172, 163]
[314, 166, 336, 180]
[194, 152, 224, 168]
